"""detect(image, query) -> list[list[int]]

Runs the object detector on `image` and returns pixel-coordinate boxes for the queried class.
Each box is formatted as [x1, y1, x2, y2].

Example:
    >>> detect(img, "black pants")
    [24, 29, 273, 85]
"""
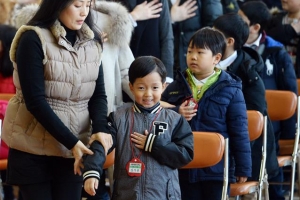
[7, 149, 83, 200]
[19, 180, 82, 200]
[1, 170, 15, 200]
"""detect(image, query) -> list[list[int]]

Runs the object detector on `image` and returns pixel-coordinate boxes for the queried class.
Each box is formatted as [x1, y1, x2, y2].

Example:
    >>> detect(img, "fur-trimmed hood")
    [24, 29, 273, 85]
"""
[93, 1, 133, 46]
[12, 1, 133, 47]
[11, 4, 38, 29]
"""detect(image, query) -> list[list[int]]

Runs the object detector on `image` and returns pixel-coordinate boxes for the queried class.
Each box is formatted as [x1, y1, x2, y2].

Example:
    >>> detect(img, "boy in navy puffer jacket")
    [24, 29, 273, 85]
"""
[161, 27, 251, 200]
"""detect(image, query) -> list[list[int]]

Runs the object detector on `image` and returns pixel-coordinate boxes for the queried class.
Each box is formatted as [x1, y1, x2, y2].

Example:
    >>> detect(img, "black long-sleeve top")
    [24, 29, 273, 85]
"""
[16, 27, 108, 150]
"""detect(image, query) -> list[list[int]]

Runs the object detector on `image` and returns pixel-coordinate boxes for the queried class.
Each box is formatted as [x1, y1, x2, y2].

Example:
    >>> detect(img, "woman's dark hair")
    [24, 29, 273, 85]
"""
[27, 0, 102, 45]
[0, 25, 17, 77]
[188, 27, 226, 57]
[129, 56, 167, 84]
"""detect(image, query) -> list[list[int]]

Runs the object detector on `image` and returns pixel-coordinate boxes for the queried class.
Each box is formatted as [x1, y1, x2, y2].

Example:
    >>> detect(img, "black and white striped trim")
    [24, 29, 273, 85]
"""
[133, 103, 162, 114]
[83, 170, 100, 180]
[144, 133, 156, 152]
[133, 103, 142, 113]
[151, 105, 162, 114]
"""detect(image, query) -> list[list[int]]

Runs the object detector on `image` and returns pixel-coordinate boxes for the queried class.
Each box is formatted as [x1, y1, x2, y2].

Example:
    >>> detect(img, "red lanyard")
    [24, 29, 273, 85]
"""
[129, 107, 161, 159]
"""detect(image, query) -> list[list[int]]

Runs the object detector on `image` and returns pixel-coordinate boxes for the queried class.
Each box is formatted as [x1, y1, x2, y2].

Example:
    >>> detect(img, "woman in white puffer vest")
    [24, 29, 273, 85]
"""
[12, 1, 136, 199]
[1, 0, 113, 199]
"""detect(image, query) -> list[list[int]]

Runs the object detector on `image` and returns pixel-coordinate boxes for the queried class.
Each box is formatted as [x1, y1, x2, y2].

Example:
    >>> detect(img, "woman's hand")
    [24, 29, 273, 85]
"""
[71, 140, 94, 175]
[89, 132, 113, 155]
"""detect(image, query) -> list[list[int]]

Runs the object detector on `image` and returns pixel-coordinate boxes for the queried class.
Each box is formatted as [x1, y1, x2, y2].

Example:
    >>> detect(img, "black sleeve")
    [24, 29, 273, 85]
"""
[82, 140, 107, 181]
[16, 30, 78, 149]
[88, 63, 109, 134]
[82, 112, 117, 181]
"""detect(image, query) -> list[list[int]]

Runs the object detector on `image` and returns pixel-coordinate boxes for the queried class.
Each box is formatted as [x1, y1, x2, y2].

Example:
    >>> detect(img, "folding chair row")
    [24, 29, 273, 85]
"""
[182, 131, 229, 200]
[230, 111, 269, 200]
[265, 90, 300, 200]
[230, 90, 299, 200]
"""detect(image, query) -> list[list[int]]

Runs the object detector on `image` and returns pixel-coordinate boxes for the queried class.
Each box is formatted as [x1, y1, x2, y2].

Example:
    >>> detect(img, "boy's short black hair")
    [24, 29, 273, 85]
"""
[213, 13, 249, 50]
[240, 1, 271, 34]
[188, 27, 226, 57]
[129, 56, 167, 84]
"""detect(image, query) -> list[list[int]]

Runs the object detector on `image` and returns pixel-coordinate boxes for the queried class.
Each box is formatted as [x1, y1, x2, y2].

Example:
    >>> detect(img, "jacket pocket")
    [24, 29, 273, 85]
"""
[206, 95, 230, 118]
[167, 179, 176, 200]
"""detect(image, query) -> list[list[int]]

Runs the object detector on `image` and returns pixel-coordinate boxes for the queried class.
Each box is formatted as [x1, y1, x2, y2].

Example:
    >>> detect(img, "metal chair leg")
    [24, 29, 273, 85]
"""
[264, 178, 269, 200]
[234, 195, 241, 200]
[297, 153, 300, 197]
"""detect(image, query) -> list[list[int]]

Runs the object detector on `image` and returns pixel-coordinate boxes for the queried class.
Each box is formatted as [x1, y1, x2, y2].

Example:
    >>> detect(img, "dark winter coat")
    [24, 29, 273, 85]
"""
[228, 47, 279, 180]
[162, 70, 251, 183]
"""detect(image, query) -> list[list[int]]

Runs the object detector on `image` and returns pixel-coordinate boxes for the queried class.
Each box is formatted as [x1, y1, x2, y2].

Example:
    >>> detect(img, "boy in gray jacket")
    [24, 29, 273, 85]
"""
[83, 56, 194, 200]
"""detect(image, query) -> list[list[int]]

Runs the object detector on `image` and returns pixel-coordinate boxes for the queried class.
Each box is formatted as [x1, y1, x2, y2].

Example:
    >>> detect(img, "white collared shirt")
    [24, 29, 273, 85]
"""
[216, 51, 238, 70]
[244, 33, 262, 49]
[192, 70, 216, 84]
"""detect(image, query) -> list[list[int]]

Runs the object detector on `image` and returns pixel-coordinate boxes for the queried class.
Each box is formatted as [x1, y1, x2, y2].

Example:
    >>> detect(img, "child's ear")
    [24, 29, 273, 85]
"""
[253, 23, 261, 33]
[227, 37, 235, 47]
[129, 82, 133, 92]
[162, 82, 167, 91]
[214, 53, 222, 64]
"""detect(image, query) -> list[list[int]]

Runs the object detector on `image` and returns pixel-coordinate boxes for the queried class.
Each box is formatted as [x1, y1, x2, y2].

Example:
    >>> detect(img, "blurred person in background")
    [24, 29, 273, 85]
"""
[111, 0, 174, 84]
[0, 24, 17, 200]
[266, 0, 300, 77]
[0, 0, 15, 24]
[0, 25, 16, 93]
[168, 0, 223, 78]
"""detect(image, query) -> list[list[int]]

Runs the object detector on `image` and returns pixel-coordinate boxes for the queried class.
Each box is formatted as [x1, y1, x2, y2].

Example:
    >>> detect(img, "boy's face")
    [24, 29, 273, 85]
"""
[281, 0, 300, 13]
[129, 72, 166, 108]
[186, 45, 221, 79]
[238, 10, 259, 45]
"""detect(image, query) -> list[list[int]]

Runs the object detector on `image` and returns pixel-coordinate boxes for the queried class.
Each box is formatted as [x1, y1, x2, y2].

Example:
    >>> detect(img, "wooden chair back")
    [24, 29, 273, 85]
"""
[247, 110, 264, 141]
[297, 79, 300, 96]
[265, 90, 297, 121]
[230, 111, 267, 199]
[182, 132, 225, 168]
